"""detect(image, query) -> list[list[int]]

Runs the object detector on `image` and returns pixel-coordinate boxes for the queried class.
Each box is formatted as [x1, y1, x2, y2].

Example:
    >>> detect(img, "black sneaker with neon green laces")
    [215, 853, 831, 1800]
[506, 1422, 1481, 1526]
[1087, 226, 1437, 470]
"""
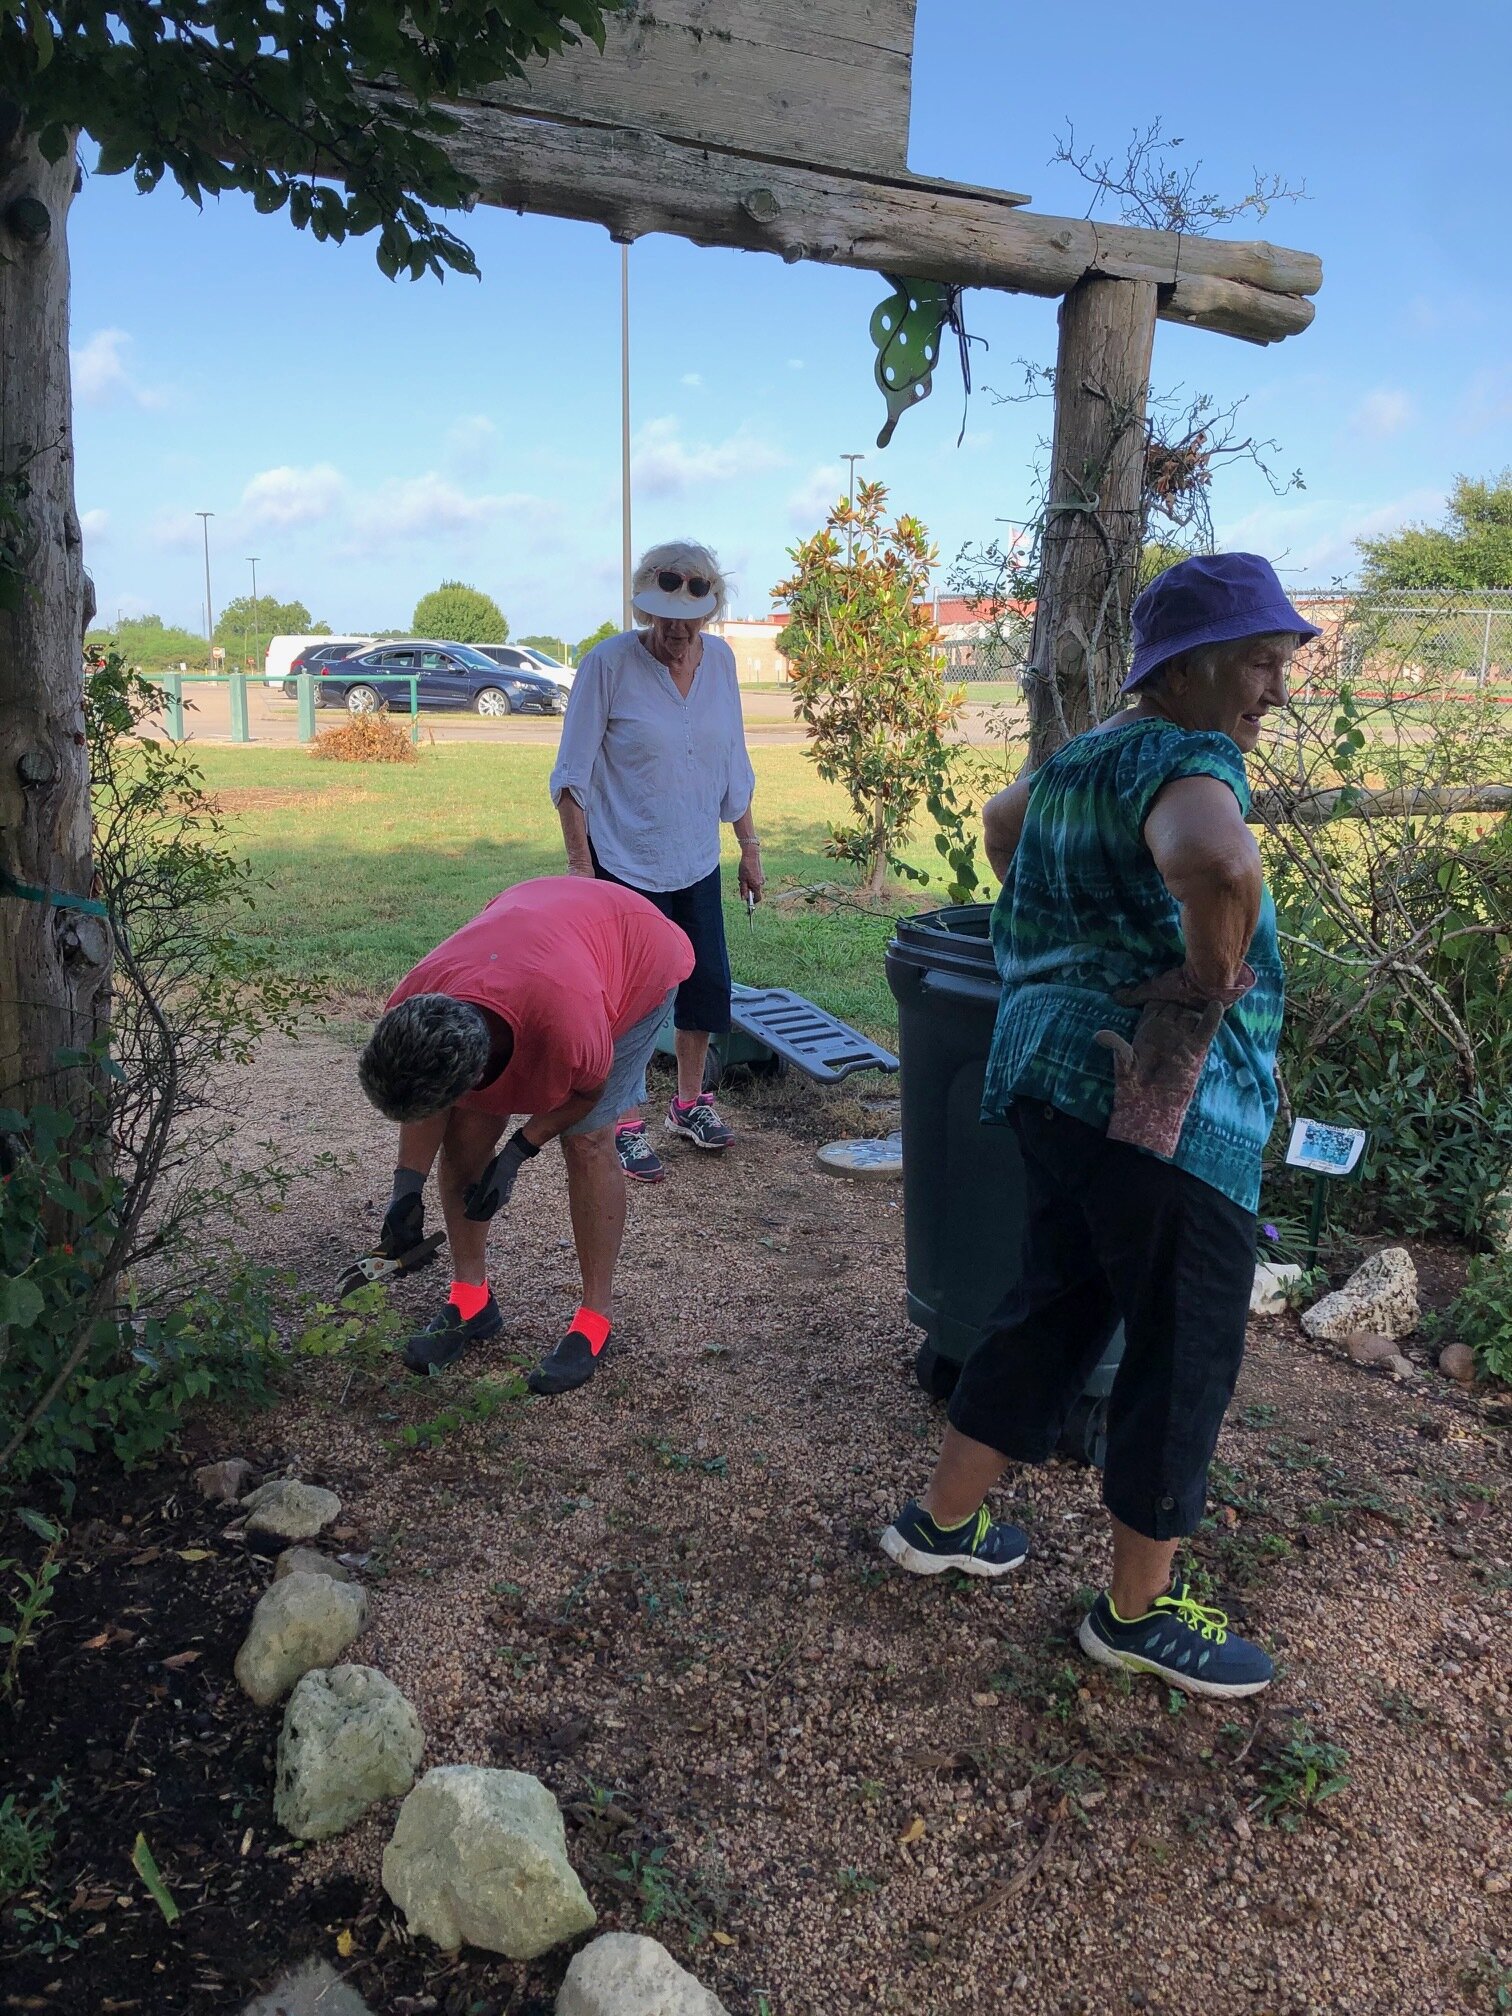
[880, 1498, 1029, 1578]
[1078, 1579, 1273, 1698]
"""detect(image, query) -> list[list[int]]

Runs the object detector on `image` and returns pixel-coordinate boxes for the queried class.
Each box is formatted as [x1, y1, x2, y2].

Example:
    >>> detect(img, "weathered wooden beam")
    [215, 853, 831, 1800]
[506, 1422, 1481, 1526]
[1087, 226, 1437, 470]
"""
[506, 0, 922, 180]
[1250, 785, 1512, 826]
[403, 98, 1319, 345]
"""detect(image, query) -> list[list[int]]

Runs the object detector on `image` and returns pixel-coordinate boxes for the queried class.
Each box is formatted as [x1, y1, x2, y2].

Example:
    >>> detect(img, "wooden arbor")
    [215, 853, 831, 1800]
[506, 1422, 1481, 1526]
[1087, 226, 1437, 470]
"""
[369, 0, 1322, 764]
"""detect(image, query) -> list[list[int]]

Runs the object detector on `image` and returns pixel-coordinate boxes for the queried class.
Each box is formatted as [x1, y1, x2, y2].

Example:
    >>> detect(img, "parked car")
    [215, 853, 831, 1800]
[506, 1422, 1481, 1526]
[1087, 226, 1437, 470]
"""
[263, 633, 374, 687]
[477, 643, 573, 701]
[512, 645, 576, 687]
[305, 639, 566, 716]
[281, 640, 369, 696]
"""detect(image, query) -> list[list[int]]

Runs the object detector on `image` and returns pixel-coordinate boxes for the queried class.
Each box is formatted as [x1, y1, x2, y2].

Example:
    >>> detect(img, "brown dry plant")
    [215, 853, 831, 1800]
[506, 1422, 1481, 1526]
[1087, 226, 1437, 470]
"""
[310, 711, 417, 764]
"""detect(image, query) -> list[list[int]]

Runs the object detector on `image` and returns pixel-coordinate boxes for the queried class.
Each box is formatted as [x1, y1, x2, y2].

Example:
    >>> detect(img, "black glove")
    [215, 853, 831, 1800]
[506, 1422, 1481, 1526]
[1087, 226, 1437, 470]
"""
[463, 1128, 539, 1222]
[379, 1189, 425, 1257]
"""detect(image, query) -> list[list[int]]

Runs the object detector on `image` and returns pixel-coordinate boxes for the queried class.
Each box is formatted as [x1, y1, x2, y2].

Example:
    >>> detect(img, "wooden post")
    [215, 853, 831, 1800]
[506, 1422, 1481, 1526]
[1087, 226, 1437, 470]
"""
[1023, 276, 1158, 768]
[0, 120, 112, 1121]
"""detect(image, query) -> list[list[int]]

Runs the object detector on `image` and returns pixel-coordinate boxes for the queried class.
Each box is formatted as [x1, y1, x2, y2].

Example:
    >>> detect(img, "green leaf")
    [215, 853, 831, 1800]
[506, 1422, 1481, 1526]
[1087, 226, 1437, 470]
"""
[0, 1276, 46, 1330]
[16, 1507, 60, 1542]
[131, 1833, 180, 1924]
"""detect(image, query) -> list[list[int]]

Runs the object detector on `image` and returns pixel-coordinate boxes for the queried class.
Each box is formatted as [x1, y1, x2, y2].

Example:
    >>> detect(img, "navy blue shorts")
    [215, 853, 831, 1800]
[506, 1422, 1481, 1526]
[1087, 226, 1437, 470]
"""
[948, 1101, 1257, 1542]
[591, 852, 732, 1035]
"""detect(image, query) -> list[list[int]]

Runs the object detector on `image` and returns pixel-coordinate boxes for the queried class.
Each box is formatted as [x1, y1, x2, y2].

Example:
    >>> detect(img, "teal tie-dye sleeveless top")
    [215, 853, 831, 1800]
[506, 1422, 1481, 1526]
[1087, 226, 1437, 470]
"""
[982, 716, 1283, 1211]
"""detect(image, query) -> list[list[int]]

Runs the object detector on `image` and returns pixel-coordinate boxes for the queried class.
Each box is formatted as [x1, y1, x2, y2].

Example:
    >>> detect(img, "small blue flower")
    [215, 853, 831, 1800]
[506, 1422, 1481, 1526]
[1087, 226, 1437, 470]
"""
[1263, 1223, 1279, 1241]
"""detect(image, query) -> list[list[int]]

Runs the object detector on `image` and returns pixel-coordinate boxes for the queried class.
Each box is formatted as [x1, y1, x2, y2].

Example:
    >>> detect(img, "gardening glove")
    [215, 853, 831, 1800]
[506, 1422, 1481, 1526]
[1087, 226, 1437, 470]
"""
[463, 1127, 539, 1222]
[1093, 963, 1255, 1160]
[379, 1189, 425, 1258]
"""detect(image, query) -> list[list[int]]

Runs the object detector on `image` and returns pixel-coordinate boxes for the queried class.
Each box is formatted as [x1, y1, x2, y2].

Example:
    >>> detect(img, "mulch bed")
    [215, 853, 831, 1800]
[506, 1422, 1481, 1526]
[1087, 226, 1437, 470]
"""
[3, 1036, 1509, 2016]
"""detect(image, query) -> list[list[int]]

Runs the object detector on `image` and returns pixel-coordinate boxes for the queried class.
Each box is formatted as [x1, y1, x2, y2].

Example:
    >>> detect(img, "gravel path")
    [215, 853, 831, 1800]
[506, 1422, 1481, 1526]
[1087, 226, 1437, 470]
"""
[229, 1032, 1511, 2016]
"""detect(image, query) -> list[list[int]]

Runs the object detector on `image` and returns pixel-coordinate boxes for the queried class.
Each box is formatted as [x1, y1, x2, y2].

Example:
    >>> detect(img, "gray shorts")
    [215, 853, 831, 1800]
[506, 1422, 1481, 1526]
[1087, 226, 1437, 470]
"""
[564, 990, 675, 1136]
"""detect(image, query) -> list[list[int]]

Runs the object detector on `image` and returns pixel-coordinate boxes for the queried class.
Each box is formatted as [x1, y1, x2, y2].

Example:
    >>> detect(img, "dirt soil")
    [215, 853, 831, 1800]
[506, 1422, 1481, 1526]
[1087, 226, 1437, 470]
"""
[3, 1031, 1509, 2016]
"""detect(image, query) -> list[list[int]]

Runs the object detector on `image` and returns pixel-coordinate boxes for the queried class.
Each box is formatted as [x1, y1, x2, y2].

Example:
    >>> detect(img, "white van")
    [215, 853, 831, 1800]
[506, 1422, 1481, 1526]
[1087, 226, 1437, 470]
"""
[263, 635, 375, 688]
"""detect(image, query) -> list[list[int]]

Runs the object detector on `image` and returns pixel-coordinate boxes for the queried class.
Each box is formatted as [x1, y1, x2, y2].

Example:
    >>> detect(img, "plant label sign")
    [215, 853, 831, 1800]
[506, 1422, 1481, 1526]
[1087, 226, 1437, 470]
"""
[1285, 1118, 1367, 1179]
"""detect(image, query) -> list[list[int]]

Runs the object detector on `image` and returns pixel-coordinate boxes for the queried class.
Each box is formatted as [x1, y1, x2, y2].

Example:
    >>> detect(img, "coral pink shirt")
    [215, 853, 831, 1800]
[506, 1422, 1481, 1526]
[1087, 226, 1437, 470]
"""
[386, 877, 693, 1119]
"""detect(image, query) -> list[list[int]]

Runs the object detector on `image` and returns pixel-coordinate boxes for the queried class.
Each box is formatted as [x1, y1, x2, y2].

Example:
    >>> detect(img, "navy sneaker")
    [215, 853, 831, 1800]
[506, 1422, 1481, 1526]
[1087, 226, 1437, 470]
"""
[1078, 1580, 1274, 1698]
[616, 1125, 666, 1184]
[527, 1323, 608, 1396]
[880, 1499, 1029, 1578]
[404, 1292, 504, 1375]
[665, 1094, 734, 1151]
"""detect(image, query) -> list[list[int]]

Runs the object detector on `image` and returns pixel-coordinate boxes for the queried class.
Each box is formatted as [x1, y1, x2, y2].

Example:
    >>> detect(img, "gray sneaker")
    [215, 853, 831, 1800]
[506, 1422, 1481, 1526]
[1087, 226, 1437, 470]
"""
[665, 1094, 734, 1151]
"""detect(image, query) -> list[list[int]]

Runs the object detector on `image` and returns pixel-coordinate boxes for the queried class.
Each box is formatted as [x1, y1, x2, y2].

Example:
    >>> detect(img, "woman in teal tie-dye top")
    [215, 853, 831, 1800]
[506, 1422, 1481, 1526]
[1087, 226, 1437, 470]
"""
[882, 554, 1319, 1702]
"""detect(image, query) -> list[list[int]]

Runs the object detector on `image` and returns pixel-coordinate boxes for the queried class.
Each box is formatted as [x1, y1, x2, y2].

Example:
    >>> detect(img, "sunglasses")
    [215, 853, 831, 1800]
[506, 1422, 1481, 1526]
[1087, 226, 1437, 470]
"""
[655, 568, 713, 600]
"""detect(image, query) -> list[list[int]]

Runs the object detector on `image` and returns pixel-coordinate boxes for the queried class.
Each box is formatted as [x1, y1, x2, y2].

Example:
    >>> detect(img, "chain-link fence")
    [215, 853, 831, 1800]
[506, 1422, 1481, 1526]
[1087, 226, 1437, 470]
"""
[1292, 589, 1512, 697]
[938, 589, 1512, 696]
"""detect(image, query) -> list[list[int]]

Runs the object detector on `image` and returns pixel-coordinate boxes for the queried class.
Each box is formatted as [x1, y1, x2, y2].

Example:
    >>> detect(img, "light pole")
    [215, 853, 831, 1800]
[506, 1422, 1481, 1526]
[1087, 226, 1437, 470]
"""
[247, 557, 261, 674]
[196, 510, 214, 664]
[840, 452, 865, 562]
[620, 240, 633, 634]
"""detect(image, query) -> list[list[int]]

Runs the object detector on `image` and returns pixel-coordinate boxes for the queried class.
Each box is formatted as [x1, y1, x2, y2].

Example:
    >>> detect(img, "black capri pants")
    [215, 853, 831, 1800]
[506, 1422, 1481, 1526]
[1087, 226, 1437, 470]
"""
[591, 850, 733, 1035]
[948, 1100, 1257, 1542]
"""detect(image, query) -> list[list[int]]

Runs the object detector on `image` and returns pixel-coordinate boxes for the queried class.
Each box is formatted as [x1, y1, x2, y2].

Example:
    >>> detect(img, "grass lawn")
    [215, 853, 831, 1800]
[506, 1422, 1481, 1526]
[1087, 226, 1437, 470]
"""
[193, 742, 975, 1041]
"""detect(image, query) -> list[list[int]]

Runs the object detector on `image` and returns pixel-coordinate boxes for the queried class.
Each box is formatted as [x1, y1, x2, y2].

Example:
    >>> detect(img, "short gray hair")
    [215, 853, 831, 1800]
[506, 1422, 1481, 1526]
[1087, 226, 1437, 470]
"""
[358, 994, 490, 1122]
[633, 538, 730, 622]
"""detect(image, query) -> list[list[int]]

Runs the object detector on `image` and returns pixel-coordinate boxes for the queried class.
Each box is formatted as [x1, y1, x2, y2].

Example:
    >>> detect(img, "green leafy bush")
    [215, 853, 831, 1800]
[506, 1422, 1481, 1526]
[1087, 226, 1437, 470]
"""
[1423, 1253, 1512, 1381]
[1259, 680, 1512, 1241]
[0, 656, 318, 1494]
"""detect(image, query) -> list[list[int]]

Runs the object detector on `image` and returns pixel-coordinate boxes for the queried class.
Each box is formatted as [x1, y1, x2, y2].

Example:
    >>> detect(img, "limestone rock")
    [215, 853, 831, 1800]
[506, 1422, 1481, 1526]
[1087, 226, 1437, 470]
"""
[1438, 1341, 1477, 1387]
[274, 1546, 354, 1584]
[195, 1456, 255, 1503]
[1301, 1247, 1419, 1343]
[382, 1765, 595, 1958]
[234, 1572, 368, 1706]
[1250, 1261, 1303, 1316]
[275, 1663, 422, 1840]
[241, 1479, 342, 1541]
[557, 1933, 730, 2016]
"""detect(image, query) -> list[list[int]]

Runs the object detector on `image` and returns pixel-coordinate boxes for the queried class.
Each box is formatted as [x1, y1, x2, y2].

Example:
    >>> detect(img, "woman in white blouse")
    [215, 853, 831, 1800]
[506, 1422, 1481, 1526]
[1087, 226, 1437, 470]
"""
[550, 541, 763, 1183]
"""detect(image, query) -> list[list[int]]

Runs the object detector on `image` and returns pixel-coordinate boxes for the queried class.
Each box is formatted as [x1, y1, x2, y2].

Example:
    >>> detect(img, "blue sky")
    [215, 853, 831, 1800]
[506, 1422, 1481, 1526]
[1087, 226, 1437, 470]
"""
[70, 0, 1512, 643]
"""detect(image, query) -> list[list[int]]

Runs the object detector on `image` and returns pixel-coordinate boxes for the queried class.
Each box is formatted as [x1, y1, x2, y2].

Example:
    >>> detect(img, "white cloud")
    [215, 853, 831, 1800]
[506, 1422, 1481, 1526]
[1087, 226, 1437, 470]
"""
[241, 462, 347, 531]
[1349, 388, 1413, 442]
[148, 508, 206, 552]
[80, 508, 109, 542]
[786, 462, 843, 530]
[71, 329, 166, 409]
[1219, 487, 1445, 585]
[787, 358, 805, 371]
[632, 417, 786, 498]
[352, 472, 541, 544]
[445, 414, 498, 477]
[680, 372, 703, 389]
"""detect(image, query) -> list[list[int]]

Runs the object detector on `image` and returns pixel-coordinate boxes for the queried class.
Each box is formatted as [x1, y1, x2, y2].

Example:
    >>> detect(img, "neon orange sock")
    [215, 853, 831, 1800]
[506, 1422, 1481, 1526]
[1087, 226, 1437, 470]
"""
[571, 1306, 612, 1356]
[448, 1280, 490, 1321]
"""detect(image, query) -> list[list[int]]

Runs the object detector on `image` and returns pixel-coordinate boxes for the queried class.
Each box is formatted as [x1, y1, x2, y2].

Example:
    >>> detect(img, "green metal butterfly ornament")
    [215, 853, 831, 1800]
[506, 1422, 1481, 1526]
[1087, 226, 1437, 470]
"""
[869, 274, 981, 448]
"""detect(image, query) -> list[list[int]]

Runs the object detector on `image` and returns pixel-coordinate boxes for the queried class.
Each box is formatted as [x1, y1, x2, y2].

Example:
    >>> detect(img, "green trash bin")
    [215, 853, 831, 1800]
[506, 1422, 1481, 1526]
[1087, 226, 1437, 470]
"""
[885, 903, 1123, 1467]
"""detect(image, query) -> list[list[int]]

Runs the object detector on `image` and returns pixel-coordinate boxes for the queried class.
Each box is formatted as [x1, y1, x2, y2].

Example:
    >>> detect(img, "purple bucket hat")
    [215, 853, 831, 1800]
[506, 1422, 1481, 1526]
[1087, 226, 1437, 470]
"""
[1123, 552, 1320, 694]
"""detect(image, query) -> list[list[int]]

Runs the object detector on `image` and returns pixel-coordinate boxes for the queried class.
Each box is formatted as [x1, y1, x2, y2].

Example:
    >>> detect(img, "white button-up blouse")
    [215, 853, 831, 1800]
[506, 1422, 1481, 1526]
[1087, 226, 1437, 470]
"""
[549, 630, 757, 893]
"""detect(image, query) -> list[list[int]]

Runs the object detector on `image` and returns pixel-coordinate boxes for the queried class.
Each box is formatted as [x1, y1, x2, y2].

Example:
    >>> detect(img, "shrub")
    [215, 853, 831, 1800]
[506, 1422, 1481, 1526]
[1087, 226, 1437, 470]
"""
[1256, 668, 1512, 1242]
[0, 655, 318, 1494]
[311, 710, 417, 763]
[1423, 1252, 1512, 1382]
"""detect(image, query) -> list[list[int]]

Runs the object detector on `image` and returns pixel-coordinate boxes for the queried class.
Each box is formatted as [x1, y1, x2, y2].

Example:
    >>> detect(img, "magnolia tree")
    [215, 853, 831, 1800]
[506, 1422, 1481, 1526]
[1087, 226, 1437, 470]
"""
[776, 484, 960, 897]
[0, 0, 616, 1122]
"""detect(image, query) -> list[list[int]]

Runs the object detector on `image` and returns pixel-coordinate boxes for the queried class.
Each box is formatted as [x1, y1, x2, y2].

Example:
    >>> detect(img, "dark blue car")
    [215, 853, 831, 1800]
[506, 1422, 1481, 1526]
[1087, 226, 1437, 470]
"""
[292, 639, 565, 716]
